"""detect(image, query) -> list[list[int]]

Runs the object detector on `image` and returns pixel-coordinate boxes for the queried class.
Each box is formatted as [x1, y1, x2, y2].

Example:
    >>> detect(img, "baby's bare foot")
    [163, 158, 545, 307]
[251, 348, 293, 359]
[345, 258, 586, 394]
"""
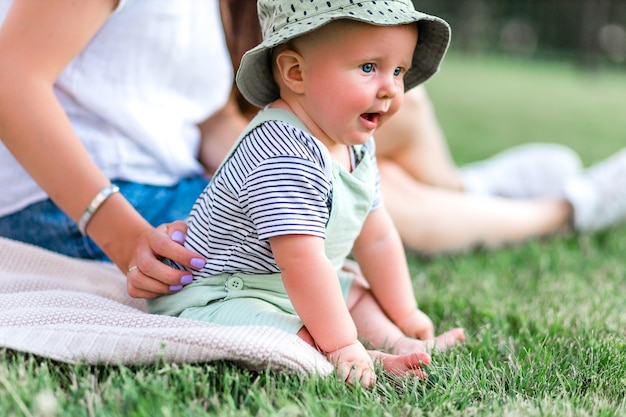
[391, 327, 465, 355]
[368, 350, 431, 379]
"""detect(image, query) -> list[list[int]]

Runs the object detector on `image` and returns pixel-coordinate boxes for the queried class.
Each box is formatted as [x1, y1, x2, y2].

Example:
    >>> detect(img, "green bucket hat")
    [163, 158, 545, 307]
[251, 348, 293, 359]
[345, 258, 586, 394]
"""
[235, 0, 451, 108]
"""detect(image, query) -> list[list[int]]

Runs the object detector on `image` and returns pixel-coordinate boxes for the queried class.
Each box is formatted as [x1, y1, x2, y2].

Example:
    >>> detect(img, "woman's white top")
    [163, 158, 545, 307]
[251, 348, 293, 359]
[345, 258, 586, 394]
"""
[0, 0, 233, 217]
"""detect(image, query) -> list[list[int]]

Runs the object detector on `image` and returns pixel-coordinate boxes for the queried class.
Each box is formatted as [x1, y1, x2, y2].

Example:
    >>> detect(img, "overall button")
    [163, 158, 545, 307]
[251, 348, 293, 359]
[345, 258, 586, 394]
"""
[226, 277, 244, 290]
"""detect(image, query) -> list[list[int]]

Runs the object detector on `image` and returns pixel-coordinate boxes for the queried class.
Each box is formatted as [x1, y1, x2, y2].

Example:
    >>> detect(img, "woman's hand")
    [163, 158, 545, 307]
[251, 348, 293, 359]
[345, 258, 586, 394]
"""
[125, 221, 206, 299]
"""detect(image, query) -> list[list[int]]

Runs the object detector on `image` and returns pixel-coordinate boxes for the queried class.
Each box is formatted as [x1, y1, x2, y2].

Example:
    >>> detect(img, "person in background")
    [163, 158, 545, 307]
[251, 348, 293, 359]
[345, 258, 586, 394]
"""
[373, 86, 626, 254]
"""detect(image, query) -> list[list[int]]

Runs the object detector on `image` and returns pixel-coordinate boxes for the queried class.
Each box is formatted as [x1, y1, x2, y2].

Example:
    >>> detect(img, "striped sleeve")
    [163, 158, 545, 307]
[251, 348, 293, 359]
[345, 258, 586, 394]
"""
[242, 156, 330, 240]
[183, 119, 333, 275]
[238, 123, 332, 240]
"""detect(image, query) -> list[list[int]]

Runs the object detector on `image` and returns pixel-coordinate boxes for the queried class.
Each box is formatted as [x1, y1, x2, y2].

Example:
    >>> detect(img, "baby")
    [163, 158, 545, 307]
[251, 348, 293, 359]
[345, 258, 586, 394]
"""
[149, 0, 465, 387]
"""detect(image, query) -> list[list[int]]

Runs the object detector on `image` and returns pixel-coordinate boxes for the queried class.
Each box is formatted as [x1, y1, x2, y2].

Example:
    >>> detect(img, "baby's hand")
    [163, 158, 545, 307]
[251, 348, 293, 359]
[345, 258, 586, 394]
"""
[326, 341, 376, 387]
[396, 309, 435, 340]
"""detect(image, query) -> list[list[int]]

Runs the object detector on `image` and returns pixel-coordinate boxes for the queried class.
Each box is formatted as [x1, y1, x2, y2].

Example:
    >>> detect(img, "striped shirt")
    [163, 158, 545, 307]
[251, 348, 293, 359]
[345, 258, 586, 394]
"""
[185, 119, 381, 278]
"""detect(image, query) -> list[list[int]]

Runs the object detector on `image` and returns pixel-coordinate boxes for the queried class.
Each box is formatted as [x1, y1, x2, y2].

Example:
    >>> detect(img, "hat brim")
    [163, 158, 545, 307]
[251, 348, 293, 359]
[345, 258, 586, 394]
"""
[236, 2, 451, 108]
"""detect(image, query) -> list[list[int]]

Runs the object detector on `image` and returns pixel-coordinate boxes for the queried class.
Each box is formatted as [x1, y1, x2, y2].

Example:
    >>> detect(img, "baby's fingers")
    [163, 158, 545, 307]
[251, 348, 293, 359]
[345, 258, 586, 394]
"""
[328, 342, 376, 388]
[336, 362, 376, 388]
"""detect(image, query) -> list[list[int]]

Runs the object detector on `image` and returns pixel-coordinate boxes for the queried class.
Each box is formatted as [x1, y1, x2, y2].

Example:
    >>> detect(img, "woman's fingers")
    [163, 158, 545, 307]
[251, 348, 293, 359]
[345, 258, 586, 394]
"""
[125, 221, 205, 298]
[156, 221, 207, 270]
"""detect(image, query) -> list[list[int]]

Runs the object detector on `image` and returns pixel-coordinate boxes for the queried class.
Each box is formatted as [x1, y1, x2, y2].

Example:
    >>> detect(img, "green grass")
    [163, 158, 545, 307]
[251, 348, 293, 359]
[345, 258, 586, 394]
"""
[2, 57, 626, 416]
[427, 54, 626, 165]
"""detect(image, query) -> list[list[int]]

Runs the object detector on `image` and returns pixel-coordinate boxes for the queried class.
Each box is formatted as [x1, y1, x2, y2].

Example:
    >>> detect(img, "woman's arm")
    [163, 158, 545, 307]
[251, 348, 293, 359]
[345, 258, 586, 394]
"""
[197, 90, 251, 176]
[0, 0, 119, 222]
[0, 0, 202, 298]
[198, 0, 264, 175]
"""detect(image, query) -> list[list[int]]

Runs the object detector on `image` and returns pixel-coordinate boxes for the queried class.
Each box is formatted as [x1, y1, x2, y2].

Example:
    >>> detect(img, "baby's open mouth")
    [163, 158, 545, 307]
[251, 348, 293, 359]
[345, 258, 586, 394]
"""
[361, 113, 379, 123]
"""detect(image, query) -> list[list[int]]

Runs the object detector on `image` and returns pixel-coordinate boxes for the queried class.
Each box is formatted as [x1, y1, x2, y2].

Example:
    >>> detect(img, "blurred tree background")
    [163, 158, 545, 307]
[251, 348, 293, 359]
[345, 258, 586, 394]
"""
[416, 0, 626, 71]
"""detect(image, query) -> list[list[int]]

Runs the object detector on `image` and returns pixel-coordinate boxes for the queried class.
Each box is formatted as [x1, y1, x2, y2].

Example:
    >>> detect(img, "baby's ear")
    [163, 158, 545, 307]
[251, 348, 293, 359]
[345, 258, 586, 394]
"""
[274, 49, 305, 95]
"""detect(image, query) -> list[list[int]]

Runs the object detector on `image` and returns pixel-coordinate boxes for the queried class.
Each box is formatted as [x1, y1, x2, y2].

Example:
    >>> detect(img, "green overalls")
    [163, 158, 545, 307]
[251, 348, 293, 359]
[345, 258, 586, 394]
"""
[148, 109, 376, 334]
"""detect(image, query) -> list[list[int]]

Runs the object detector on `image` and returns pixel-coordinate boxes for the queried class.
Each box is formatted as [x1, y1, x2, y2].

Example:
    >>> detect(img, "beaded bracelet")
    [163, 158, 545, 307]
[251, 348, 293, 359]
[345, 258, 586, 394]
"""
[77, 184, 120, 235]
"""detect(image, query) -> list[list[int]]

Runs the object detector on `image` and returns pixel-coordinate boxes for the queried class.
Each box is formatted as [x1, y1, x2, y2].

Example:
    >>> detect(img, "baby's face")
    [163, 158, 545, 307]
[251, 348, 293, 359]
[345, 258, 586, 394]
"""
[291, 20, 418, 151]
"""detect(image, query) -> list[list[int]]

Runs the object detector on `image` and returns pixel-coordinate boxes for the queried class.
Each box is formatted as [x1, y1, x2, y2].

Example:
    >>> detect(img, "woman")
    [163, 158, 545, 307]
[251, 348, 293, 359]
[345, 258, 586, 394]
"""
[0, 0, 246, 298]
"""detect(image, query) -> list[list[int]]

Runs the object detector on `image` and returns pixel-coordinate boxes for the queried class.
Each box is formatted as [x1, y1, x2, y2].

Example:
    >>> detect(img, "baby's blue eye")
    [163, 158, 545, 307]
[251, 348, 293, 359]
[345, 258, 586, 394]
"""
[361, 63, 374, 73]
[394, 67, 402, 76]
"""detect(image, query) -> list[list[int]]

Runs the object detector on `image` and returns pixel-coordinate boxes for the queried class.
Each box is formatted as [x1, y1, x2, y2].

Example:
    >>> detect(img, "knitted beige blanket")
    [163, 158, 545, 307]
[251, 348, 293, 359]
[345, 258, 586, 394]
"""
[0, 237, 332, 376]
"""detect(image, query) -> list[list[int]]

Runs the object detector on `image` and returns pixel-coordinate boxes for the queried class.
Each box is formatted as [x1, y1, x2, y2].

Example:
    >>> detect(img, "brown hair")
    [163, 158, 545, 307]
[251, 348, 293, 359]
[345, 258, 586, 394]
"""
[219, 0, 264, 117]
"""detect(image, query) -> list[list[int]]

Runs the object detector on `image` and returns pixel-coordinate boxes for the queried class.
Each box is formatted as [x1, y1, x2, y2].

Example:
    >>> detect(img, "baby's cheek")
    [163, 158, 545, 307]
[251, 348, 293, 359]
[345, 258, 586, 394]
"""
[386, 95, 404, 119]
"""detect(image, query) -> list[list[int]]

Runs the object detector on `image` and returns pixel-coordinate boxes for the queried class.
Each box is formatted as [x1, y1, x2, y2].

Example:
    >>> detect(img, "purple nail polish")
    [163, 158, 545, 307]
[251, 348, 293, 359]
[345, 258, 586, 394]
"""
[169, 285, 183, 291]
[190, 258, 205, 269]
[180, 274, 193, 285]
[171, 230, 185, 243]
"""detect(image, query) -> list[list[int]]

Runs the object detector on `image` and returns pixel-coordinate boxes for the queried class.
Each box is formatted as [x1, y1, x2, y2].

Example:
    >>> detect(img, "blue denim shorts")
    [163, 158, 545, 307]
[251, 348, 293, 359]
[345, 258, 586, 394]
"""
[0, 177, 209, 261]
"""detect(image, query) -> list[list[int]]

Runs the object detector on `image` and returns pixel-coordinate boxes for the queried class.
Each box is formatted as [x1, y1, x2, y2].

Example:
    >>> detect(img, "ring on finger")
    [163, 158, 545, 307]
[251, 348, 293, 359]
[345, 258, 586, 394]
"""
[127, 265, 139, 276]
